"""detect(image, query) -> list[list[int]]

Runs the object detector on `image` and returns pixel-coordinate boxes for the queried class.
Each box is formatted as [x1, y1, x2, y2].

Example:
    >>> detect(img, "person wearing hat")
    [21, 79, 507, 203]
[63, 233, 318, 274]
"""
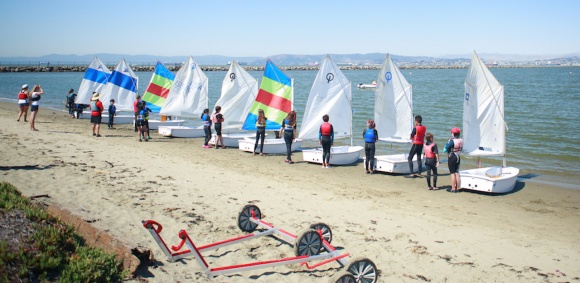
[90, 92, 104, 137]
[17, 84, 30, 122]
[29, 85, 44, 131]
[444, 127, 463, 193]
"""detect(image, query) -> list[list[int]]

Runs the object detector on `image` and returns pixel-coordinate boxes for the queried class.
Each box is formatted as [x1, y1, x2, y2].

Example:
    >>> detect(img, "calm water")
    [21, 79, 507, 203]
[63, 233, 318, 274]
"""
[1, 67, 579, 189]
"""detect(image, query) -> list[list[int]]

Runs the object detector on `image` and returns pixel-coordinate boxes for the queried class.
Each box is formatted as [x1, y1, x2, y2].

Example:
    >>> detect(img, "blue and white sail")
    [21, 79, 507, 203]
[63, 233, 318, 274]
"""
[100, 59, 138, 111]
[76, 57, 111, 104]
[160, 56, 208, 117]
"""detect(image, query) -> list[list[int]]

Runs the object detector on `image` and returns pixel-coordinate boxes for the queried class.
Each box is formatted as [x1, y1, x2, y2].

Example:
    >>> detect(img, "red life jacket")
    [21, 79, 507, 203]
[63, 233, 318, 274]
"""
[18, 92, 28, 100]
[412, 125, 426, 144]
[424, 143, 436, 158]
[320, 122, 332, 136]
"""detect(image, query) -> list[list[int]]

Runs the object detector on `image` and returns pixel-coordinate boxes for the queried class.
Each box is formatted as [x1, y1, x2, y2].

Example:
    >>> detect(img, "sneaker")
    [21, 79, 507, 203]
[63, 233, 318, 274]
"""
[139, 139, 142, 142]
[284, 160, 289, 163]
[288, 161, 295, 164]
[96, 134, 101, 137]
[148, 136, 152, 139]
[93, 133, 97, 136]
[366, 171, 370, 174]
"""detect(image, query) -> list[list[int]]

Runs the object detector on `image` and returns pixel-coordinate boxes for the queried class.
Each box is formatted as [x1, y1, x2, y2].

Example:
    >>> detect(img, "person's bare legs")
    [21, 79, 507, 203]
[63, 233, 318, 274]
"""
[29, 110, 38, 130]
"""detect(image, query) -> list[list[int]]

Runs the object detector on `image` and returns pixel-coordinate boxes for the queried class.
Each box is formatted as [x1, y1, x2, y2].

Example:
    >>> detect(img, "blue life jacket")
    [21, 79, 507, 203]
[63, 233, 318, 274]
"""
[364, 128, 376, 143]
[201, 113, 210, 126]
[284, 119, 293, 132]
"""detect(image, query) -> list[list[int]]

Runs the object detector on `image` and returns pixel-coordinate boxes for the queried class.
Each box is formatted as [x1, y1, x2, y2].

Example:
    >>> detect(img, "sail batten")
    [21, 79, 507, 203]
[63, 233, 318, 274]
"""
[463, 51, 505, 156]
[299, 55, 352, 141]
[374, 53, 413, 143]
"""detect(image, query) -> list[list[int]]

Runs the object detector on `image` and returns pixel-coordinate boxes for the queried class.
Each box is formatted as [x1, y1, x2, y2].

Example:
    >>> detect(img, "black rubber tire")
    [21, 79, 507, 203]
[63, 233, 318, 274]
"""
[330, 271, 357, 283]
[346, 257, 378, 283]
[309, 222, 333, 244]
[237, 204, 261, 232]
[294, 229, 322, 256]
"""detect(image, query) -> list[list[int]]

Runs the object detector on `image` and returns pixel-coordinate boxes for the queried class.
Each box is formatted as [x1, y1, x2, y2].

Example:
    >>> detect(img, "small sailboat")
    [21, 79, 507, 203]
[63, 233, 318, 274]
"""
[459, 51, 519, 193]
[98, 59, 139, 124]
[300, 55, 363, 165]
[357, 81, 377, 89]
[142, 62, 183, 130]
[208, 61, 259, 147]
[158, 56, 209, 138]
[76, 56, 111, 105]
[372, 53, 418, 174]
[238, 59, 302, 154]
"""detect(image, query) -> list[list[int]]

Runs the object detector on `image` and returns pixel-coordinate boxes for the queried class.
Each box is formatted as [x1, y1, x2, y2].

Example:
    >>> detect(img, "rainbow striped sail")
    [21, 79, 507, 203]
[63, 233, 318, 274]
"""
[142, 62, 175, 113]
[242, 60, 293, 130]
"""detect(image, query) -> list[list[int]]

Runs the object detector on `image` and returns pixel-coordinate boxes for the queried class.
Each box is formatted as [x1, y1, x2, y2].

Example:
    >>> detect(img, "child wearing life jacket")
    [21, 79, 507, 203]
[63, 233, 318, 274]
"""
[363, 119, 378, 174]
[423, 132, 440, 190]
[408, 115, 426, 176]
[212, 106, 225, 149]
[201, 108, 212, 148]
[108, 99, 116, 128]
[444, 127, 463, 193]
[254, 109, 267, 156]
[319, 114, 334, 168]
[136, 102, 147, 142]
[280, 110, 297, 164]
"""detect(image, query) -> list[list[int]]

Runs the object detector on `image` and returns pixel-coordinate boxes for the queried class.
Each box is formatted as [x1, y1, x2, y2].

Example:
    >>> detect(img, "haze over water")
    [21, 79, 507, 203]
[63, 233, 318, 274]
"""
[1, 66, 578, 189]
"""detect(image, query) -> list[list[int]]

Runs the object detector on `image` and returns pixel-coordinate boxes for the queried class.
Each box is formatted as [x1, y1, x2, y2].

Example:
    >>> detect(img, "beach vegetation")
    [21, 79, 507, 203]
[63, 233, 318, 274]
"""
[0, 182, 127, 282]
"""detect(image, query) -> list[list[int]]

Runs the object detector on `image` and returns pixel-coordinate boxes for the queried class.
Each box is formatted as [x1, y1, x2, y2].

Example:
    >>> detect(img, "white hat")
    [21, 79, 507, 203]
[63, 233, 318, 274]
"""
[22, 84, 28, 89]
[91, 92, 101, 101]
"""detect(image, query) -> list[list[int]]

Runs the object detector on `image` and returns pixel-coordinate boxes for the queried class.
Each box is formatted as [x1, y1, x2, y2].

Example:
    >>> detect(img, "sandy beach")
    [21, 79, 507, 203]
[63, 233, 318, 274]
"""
[0, 101, 578, 282]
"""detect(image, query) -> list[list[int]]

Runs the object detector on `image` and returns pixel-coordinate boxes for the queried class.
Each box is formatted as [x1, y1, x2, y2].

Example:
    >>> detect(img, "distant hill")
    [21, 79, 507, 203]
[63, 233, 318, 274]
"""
[0, 52, 578, 66]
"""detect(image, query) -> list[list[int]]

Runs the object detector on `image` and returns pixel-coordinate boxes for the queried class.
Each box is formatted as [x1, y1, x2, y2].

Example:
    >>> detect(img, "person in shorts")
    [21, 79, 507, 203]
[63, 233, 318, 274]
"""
[90, 92, 103, 137]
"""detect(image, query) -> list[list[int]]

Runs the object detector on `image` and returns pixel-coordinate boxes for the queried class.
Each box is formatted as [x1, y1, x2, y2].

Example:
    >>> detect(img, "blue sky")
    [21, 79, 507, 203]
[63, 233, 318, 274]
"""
[1, 0, 578, 57]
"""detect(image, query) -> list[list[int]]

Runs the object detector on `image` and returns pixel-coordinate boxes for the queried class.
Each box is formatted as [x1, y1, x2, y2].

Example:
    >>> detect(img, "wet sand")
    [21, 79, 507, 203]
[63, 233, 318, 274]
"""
[0, 101, 578, 282]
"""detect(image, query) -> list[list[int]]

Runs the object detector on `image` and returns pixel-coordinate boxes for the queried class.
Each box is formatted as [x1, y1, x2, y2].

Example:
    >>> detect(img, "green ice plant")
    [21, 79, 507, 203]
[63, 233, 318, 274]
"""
[0, 182, 126, 282]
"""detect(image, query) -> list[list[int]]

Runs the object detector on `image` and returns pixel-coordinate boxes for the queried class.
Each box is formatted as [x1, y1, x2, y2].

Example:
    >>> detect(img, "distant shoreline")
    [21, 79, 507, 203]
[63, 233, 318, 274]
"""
[1, 64, 578, 73]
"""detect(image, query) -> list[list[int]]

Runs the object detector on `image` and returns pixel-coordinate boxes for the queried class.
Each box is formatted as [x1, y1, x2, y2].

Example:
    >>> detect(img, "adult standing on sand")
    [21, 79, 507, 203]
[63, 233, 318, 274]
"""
[17, 84, 30, 122]
[90, 92, 103, 137]
[319, 114, 334, 168]
[408, 115, 426, 177]
[280, 110, 297, 164]
[212, 106, 225, 149]
[444, 127, 463, 193]
[29, 85, 44, 131]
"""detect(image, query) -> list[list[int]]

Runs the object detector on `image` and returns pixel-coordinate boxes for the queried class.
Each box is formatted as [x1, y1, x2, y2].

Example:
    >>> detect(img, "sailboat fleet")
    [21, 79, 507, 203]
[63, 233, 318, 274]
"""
[77, 52, 520, 193]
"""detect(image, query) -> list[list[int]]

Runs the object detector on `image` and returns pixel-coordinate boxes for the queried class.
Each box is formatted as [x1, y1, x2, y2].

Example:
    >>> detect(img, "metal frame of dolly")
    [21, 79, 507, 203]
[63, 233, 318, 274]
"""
[143, 204, 378, 282]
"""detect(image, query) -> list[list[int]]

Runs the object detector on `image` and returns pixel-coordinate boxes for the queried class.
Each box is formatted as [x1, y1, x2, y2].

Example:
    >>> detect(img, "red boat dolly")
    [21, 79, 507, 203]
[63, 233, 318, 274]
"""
[143, 204, 378, 282]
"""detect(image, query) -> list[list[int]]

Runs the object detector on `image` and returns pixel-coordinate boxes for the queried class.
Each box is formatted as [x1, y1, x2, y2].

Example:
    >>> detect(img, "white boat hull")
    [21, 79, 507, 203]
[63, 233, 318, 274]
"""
[302, 146, 363, 165]
[357, 84, 376, 89]
[460, 166, 520, 193]
[210, 133, 257, 148]
[373, 154, 418, 174]
[147, 120, 185, 130]
[158, 126, 204, 138]
[238, 137, 302, 154]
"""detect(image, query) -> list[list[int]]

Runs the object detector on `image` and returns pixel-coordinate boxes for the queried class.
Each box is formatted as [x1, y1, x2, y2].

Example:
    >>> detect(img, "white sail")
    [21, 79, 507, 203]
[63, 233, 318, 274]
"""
[100, 59, 138, 111]
[160, 56, 208, 117]
[463, 51, 505, 156]
[374, 53, 413, 143]
[299, 55, 352, 141]
[76, 57, 111, 104]
[214, 61, 258, 126]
